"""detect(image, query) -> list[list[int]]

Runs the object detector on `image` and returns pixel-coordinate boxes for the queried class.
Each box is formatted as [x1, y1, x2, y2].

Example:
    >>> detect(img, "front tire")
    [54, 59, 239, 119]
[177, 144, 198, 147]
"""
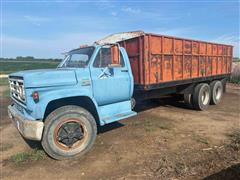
[192, 83, 210, 111]
[41, 105, 97, 160]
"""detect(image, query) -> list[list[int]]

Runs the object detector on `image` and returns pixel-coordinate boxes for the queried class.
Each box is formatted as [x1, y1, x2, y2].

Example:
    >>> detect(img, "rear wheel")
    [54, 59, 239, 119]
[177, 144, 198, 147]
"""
[184, 93, 193, 109]
[192, 83, 210, 110]
[42, 105, 97, 160]
[210, 81, 223, 105]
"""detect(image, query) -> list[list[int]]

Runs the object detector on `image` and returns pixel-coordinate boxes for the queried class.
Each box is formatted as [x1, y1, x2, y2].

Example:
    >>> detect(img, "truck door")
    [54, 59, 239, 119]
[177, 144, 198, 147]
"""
[90, 46, 131, 106]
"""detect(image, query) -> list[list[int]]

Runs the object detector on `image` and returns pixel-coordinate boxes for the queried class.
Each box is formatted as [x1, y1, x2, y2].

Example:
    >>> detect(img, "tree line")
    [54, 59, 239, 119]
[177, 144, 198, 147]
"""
[0, 56, 62, 61]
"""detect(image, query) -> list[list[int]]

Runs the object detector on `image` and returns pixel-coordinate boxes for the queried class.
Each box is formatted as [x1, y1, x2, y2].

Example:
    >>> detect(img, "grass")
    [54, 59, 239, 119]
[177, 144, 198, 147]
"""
[142, 119, 171, 132]
[0, 60, 59, 98]
[0, 78, 10, 97]
[0, 60, 59, 74]
[193, 134, 209, 145]
[230, 76, 240, 84]
[228, 129, 240, 151]
[0, 78, 9, 86]
[3, 88, 10, 97]
[131, 118, 171, 133]
[10, 149, 46, 164]
[0, 143, 13, 151]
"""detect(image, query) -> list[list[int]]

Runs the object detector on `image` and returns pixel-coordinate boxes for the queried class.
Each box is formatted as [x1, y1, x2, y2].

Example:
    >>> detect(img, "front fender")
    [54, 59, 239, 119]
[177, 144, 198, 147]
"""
[26, 87, 99, 120]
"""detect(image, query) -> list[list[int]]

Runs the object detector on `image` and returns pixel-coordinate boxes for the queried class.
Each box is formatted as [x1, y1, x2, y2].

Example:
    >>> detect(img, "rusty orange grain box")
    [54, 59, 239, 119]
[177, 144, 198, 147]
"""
[117, 32, 233, 88]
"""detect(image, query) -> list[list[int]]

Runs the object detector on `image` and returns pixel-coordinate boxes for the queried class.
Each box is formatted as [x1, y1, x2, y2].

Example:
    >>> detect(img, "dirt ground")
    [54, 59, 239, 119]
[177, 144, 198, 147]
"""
[0, 84, 240, 180]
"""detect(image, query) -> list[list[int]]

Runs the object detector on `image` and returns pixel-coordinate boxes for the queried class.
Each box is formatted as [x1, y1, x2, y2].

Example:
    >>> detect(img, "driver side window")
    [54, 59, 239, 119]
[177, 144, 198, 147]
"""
[93, 48, 112, 68]
[93, 48, 125, 68]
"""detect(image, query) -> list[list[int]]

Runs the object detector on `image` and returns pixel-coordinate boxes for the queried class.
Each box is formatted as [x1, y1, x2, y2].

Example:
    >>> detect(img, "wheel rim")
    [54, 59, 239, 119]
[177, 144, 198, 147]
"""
[53, 118, 88, 151]
[201, 89, 209, 105]
[215, 86, 222, 100]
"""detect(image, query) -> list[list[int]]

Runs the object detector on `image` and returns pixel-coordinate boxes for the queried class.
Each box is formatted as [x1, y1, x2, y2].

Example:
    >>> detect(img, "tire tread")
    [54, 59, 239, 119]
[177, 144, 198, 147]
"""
[42, 105, 97, 160]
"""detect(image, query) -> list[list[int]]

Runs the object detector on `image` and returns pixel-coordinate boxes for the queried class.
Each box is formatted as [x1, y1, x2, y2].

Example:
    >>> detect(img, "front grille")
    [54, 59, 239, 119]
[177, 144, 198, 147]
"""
[15, 102, 24, 114]
[9, 77, 26, 104]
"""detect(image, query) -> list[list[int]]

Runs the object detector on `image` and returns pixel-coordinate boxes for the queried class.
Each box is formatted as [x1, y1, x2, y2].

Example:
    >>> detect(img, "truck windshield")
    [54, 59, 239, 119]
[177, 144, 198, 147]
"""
[59, 47, 95, 68]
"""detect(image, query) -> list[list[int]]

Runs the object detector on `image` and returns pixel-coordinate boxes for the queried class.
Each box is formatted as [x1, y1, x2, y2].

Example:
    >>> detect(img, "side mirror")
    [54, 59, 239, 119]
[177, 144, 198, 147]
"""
[111, 45, 120, 65]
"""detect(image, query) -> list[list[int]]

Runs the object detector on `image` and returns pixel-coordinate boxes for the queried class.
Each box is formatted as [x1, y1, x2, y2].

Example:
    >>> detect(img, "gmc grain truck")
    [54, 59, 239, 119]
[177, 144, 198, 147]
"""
[8, 31, 233, 159]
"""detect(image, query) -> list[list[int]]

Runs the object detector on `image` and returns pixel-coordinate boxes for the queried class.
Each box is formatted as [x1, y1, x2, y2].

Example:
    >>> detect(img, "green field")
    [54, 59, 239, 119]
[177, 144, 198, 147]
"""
[0, 60, 60, 74]
[0, 78, 9, 86]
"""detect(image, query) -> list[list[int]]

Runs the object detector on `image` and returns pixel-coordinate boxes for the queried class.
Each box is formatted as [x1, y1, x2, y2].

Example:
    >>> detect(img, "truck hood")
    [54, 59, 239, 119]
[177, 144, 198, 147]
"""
[9, 68, 77, 88]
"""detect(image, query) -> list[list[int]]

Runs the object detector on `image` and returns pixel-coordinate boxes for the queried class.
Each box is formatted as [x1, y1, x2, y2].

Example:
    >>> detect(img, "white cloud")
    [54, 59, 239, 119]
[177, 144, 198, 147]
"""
[23, 15, 51, 26]
[2, 32, 107, 58]
[95, 0, 115, 10]
[121, 7, 141, 14]
[149, 27, 194, 37]
[94, 2, 177, 21]
[211, 34, 239, 57]
[212, 34, 239, 45]
[110, 11, 118, 17]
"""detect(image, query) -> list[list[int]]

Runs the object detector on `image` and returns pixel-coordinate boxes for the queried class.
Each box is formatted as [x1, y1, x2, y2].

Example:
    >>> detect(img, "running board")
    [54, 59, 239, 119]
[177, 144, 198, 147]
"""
[98, 100, 137, 125]
[101, 111, 137, 125]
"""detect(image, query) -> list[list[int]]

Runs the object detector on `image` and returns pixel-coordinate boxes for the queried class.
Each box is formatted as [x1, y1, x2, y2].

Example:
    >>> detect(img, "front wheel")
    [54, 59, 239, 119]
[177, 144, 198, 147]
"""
[41, 105, 97, 160]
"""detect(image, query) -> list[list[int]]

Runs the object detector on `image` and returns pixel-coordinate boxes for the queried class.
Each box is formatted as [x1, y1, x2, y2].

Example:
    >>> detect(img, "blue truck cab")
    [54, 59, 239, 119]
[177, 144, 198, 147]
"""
[8, 44, 137, 159]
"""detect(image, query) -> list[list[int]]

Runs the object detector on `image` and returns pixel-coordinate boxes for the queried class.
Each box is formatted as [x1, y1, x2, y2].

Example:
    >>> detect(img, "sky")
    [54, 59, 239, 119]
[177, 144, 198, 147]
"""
[1, 0, 239, 58]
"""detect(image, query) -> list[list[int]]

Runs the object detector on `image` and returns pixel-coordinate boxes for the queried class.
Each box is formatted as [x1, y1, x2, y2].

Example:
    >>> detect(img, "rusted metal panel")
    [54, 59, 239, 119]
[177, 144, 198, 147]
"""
[192, 56, 199, 78]
[199, 56, 206, 76]
[192, 41, 199, 55]
[175, 39, 183, 54]
[174, 55, 183, 80]
[103, 31, 233, 86]
[138, 36, 144, 84]
[212, 57, 218, 75]
[206, 57, 212, 76]
[227, 57, 232, 72]
[223, 57, 227, 73]
[119, 37, 141, 84]
[207, 43, 212, 55]
[183, 55, 191, 78]
[163, 55, 173, 81]
[150, 35, 162, 54]
[184, 40, 192, 54]
[163, 37, 173, 54]
[143, 35, 150, 84]
[199, 42, 207, 55]
[227, 46, 232, 56]
[217, 57, 223, 74]
[213, 44, 218, 55]
[218, 45, 223, 55]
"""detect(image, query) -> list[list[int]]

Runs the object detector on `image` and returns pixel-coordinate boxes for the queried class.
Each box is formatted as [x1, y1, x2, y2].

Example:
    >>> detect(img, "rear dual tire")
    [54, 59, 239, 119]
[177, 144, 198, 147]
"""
[184, 93, 193, 109]
[184, 81, 223, 111]
[210, 81, 223, 105]
[192, 83, 211, 111]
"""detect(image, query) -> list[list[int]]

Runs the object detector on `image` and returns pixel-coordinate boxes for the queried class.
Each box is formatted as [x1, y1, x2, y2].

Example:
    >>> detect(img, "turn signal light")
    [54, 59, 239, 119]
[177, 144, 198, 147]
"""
[32, 91, 39, 102]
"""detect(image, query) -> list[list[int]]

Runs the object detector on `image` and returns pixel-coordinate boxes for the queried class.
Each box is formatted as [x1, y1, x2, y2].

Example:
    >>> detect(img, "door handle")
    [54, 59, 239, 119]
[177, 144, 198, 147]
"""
[98, 67, 112, 79]
[121, 70, 128, 72]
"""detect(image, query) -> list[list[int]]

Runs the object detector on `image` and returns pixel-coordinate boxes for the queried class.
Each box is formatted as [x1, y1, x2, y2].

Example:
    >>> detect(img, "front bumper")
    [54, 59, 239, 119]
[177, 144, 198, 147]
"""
[8, 104, 44, 141]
